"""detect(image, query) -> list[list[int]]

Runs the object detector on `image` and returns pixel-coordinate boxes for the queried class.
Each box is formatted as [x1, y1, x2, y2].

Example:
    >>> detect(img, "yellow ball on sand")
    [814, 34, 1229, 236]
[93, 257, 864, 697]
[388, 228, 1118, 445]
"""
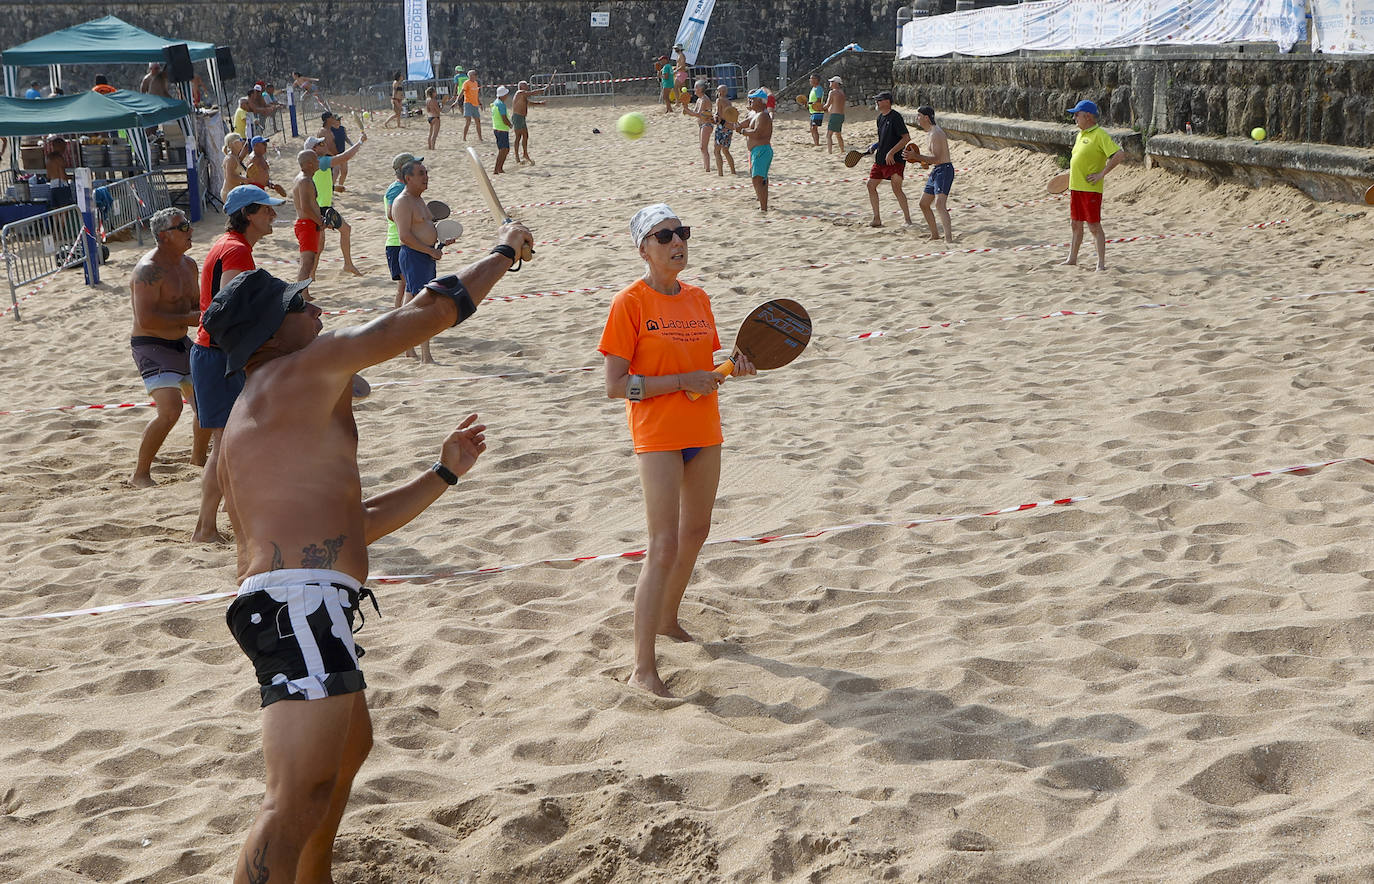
[617, 112, 647, 140]
[1251, 127, 1267, 141]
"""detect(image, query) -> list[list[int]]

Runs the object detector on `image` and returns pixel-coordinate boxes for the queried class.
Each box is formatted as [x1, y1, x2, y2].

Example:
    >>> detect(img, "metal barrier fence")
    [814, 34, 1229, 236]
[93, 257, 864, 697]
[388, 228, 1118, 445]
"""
[96, 171, 172, 245]
[2, 204, 85, 321]
[663, 63, 747, 100]
[356, 79, 453, 114]
[528, 71, 615, 99]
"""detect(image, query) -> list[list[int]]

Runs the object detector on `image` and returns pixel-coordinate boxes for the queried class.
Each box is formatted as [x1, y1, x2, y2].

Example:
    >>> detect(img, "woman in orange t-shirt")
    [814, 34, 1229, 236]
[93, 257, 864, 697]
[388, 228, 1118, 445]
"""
[597, 204, 755, 697]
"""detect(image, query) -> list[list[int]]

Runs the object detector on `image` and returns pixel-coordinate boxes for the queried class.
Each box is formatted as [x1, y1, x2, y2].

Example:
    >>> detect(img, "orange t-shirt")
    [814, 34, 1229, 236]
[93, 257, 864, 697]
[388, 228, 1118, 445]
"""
[462, 79, 480, 106]
[598, 279, 723, 453]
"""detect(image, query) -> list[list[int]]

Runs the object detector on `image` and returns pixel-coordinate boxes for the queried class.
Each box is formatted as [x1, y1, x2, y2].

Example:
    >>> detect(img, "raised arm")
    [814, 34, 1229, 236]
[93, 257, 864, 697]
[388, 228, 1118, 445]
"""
[362, 414, 486, 542]
[308, 223, 534, 377]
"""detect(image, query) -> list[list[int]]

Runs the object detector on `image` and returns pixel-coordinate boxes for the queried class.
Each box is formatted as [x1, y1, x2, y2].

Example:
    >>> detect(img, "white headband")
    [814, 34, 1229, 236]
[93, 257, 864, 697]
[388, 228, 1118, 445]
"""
[630, 204, 679, 246]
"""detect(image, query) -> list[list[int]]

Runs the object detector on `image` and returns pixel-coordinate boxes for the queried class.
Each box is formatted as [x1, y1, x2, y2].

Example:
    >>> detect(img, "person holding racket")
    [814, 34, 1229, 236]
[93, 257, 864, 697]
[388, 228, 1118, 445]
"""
[866, 91, 912, 228]
[1062, 99, 1123, 271]
[598, 204, 757, 698]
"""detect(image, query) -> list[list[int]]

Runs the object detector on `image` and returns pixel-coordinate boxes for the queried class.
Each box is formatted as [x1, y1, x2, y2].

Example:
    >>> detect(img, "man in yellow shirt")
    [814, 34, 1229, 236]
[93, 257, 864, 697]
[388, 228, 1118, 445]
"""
[1063, 100, 1123, 271]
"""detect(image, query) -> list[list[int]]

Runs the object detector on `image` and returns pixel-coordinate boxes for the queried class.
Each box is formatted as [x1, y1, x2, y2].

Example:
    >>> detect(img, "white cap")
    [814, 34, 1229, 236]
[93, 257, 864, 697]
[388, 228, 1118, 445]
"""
[496, 85, 509, 97]
[829, 76, 843, 84]
[304, 136, 325, 149]
[630, 203, 678, 247]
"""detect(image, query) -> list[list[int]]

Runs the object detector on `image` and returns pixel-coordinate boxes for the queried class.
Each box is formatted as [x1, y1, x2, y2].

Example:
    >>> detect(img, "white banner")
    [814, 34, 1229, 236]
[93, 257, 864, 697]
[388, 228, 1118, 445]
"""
[899, 0, 1306, 58]
[1311, 0, 1374, 52]
[674, 0, 717, 65]
[404, 0, 434, 81]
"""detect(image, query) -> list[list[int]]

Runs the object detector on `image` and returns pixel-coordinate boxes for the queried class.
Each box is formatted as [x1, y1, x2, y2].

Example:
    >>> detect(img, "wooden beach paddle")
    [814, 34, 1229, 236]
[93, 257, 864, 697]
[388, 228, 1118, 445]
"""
[684, 299, 812, 401]
[464, 146, 534, 263]
[722, 105, 739, 125]
[1364, 183, 1374, 205]
[435, 218, 463, 241]
[427, 199, 451, 220]
[1047, 172, 1070, 194]
[352, 110, 367, 136]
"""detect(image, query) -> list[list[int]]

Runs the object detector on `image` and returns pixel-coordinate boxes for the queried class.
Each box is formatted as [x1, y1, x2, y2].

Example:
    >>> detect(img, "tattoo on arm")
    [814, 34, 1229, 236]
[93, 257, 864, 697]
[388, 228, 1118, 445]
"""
[270, 543, 284, 571]
[132, 263, 165, 287]
[300, 534, 346, 568]
[247, 839, 270, 883]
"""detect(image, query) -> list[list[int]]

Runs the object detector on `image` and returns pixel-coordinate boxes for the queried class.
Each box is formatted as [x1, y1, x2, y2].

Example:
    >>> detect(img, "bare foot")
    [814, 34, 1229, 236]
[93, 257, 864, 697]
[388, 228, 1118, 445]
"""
[525, 157, 535, 166]
[869, 219, 883, 228]
[659, 623, 694, 642]
[335, 185, 348, 193]
[1061, 258, 1077, 266]
[130, 474, 156, 488]
[192, 529, 228, 544]
[190, 453, 207, 467]
[404, 348, 418, 359]
[420, 356, 438, 365]
[1095, 263, 1108, 271]
[926, 233, 942, 241]
[630, 669, 674, 698]
[343, 264, 363, 277]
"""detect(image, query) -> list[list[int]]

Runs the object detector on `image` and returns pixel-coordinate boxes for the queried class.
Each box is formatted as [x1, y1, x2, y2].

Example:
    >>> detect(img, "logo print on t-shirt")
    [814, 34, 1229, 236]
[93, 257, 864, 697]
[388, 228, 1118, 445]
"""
[645, 320, 660, 331]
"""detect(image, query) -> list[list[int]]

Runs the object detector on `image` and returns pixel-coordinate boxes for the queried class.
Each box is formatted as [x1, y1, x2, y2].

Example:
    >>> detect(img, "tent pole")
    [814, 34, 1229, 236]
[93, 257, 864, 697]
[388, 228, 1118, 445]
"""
[48, 65, 58, 95]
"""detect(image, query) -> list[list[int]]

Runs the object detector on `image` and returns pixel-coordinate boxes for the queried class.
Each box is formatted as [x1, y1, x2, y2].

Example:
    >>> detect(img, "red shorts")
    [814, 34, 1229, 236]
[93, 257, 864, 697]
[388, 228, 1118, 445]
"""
[294, 218, 321, 253]
[869, 161, 906, 181]
[1070, 190, 1103, 223]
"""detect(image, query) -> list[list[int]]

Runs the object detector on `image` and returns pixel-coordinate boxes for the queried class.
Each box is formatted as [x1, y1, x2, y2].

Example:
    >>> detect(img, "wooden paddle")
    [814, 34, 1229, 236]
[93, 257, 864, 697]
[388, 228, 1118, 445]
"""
[427, 199, 451, 220]
[464, 146, 534, 262]
[1047, 172, 1070, 194]
[435, 218, 463, 242]
[684, 299, 812, 401]
[722, 105, 739, 125]
[1364, 184, 1374, 205]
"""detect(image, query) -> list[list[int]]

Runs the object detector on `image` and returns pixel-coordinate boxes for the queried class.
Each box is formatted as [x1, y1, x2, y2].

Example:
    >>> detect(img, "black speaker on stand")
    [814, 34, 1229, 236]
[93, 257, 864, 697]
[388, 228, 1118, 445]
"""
[163, 43, 195, 82]
[216, 46, 237, 82]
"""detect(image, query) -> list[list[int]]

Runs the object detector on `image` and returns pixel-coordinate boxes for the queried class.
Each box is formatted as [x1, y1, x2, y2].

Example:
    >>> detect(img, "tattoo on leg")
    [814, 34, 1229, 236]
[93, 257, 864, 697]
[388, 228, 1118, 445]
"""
[301, 534, 345, 568]
[247, 839, 270, 883]
[270, 543, 284, 571]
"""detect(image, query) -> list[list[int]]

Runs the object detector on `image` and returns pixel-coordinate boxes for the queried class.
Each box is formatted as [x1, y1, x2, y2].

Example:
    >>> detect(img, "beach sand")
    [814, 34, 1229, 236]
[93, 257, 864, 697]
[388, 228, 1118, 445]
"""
[4, 100, 1374, 882]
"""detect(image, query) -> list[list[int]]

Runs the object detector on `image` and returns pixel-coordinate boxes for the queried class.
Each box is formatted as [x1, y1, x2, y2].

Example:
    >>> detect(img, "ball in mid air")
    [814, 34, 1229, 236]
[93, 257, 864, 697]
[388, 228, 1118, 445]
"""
[1251, 127, 1267, 141]
[617, 112, 647, 140]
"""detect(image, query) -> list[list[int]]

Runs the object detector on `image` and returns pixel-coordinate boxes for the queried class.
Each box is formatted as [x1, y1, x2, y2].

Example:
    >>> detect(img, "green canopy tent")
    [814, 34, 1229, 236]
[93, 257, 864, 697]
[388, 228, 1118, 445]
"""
[0, 90, 190, 170]
[2, 16, 224, 107]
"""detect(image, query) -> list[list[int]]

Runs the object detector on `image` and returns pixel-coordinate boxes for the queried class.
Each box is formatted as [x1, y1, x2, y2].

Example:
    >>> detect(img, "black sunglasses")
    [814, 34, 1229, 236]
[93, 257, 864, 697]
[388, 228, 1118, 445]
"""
[285, 292, 309, 313]
[172, 220, 192, 232]
[649, 225, 691, 245]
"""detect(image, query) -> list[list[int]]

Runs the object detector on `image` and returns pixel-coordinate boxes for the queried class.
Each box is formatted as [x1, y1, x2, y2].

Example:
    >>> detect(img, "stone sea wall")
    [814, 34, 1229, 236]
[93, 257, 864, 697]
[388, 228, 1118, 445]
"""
[5, 0, 904, 95]
[893, 55, 1374, 148]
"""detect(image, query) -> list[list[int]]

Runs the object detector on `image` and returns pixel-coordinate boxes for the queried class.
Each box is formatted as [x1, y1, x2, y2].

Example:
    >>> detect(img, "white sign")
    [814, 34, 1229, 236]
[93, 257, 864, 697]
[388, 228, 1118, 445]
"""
[591, 11, 610, 27]
[674, 0, 718, 64]
[404, 0, 434, 81]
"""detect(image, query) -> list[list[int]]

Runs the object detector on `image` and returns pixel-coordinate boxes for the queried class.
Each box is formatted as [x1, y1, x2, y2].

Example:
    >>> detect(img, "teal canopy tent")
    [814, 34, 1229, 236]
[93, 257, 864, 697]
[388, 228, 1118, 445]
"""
[0, 90, 191, 170]
[1, 16, 216, 67]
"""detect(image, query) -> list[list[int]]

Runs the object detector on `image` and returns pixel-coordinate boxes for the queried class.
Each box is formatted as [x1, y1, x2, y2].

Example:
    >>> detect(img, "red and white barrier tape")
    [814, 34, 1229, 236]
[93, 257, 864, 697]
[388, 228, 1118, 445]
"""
[0, 274, 59, 318]
[846, 303, 1182, 340]
[3, 453, 1366, 622]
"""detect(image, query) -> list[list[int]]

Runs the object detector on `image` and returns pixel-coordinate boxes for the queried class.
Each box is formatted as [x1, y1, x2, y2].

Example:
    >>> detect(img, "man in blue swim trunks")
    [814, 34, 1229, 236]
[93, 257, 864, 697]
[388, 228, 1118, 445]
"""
[904, 105, 956, 242]
[390, 157, 460, 363]
[806, 74, 825, 146]
[737, 88, 774, 213]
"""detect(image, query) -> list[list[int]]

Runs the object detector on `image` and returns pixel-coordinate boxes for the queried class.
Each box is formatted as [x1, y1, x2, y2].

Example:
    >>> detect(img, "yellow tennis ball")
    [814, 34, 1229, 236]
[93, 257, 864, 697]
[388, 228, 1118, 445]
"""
[617, 112, 646, 140]
[1251, 127, 1267, 141]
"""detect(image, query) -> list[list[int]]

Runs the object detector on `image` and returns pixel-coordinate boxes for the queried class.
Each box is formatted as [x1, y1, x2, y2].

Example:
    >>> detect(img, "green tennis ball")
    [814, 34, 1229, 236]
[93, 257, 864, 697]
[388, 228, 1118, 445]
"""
[617, 112, 646, 140]
[1251, 127, 1267, 141]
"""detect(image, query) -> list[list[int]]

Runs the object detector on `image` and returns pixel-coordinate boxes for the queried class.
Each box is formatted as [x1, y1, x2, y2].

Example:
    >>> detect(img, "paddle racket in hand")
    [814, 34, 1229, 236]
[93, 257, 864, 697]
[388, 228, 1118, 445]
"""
[464, 146, 534, 263]
[685, 299, 812, 401]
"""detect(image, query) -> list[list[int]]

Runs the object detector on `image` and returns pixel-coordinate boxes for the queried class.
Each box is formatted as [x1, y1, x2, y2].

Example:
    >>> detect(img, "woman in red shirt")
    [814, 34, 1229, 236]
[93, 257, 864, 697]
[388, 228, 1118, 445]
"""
[598, 204, 755, 697]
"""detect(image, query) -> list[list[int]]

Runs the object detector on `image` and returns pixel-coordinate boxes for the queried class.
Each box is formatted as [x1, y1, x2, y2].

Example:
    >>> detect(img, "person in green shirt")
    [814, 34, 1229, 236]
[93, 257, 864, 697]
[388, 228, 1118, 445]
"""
[1063, 100, 1123, 271]
[807, 74, 825, 146]
[491, 86, 513, 175]
[657, 55, 674, 113]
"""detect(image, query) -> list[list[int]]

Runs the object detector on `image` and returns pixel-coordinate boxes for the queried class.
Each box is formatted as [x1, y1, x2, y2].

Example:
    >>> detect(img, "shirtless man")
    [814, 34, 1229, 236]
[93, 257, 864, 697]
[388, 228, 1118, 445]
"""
[245, 137, 287, 197]
[205, 220, 533, 884]
[903, 105, 955, 242]
[737, 89, 774, 213]
[511, 80, 547, 164]
[390, 158, 459, 363]
[290, 151, 328, 283]
[711, 84, 737, 176]
[824, 76, 847, 154]
[140, 63, 171, 97]
[128, 208, 209, 487]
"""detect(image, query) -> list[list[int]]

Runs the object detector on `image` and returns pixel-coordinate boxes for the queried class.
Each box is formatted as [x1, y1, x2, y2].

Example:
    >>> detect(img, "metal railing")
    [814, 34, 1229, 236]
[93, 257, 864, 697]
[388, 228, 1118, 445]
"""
[663, 63, 746, 99]
[528, 70, 615, 99]
[2, 204, 85, 321]
[96, 171, 171, 245]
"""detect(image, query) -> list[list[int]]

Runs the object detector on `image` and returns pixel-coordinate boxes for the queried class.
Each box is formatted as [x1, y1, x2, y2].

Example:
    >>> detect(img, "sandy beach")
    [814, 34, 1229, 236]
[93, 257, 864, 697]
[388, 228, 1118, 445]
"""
[5, 98, 1374, 882]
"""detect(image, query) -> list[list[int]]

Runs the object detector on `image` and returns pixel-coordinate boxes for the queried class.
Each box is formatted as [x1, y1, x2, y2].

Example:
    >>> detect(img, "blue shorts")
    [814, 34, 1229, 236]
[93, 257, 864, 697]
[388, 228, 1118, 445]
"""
[810, 113, 824, 127]
[398, 245, 436, 295]
[463, 103, 480, 118]
[189, 343, 245, 429]
[750, 144, 773, 179]
[495, 130, 510, 150]
[924, 162, 955, 196]
[385, 245, 402, 281]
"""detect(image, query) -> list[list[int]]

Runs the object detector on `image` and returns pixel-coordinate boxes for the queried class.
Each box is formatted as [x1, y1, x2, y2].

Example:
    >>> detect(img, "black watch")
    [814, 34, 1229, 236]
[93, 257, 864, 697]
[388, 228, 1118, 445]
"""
[431, 461, 458, 486]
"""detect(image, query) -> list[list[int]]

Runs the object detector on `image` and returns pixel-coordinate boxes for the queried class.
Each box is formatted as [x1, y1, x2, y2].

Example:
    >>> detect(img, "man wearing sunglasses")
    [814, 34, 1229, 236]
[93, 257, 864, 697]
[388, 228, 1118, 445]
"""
[202, 219, 533, 883]
[128, 208, 208, 488]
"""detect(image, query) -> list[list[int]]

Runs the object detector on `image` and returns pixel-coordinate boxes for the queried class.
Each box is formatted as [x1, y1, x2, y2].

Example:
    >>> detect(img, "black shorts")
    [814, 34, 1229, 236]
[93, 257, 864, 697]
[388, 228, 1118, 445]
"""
[226, 568, 378, 707]
[386, 245, 402, 281]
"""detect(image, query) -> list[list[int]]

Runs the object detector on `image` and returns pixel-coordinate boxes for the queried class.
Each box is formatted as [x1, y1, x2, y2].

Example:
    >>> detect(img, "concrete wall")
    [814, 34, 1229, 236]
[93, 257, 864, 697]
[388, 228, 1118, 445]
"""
[7, 1, 904, 96]
[893, 55, 1374, 147]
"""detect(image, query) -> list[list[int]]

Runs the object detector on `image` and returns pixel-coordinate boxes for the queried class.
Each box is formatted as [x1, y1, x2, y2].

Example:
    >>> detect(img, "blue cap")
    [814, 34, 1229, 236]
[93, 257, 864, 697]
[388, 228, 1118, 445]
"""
[224, 184, 285, 215]
[249, 136, 268, 147]
[747, 87, 768, 100]
[1067, 100, 1100, 116]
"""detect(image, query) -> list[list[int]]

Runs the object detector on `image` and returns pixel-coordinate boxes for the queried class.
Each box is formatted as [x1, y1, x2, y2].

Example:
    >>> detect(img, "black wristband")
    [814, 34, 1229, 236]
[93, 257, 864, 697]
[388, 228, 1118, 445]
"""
[489, 244, 518, 268]
[422, 275, 476, 326]
[431, 461, 458, 486]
